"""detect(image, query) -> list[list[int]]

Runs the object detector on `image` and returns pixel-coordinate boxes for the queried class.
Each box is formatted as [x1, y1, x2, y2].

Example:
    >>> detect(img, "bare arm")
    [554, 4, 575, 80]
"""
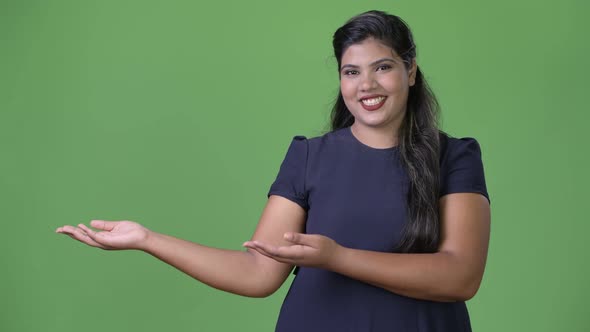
[246, 193, 491, 302]
[140, 196, 306, 297]
[56, 195, 306, 298]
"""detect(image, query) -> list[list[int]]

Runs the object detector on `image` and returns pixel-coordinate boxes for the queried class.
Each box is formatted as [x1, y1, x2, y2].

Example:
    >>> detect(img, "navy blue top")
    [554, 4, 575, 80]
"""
[267, 126, 490, 332]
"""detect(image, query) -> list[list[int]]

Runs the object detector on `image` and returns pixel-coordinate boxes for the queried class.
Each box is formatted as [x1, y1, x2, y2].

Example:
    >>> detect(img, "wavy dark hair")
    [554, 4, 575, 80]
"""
[331, 10, 443, 253]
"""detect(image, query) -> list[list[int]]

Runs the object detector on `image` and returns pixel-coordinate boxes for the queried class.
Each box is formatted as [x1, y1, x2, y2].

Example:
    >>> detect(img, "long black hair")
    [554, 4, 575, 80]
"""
[331, 10, 443, 253]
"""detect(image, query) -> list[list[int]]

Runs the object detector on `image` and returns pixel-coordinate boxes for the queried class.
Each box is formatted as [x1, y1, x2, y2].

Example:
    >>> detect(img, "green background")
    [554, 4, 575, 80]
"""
[1, 0, 588, 331]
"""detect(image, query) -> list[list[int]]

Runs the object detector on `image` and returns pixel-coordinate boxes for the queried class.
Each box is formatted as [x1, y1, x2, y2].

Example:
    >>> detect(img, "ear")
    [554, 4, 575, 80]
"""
[408, 58, 417, 86]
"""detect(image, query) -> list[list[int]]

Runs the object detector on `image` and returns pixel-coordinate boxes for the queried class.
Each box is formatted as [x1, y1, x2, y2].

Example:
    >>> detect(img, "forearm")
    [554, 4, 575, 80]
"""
[329, 248, 479, 302]
[142, 231, 269, 297]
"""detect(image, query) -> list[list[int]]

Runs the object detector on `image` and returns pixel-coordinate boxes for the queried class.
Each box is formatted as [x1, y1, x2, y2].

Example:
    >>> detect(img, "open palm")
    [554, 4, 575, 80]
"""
[56, 220, 150, 250]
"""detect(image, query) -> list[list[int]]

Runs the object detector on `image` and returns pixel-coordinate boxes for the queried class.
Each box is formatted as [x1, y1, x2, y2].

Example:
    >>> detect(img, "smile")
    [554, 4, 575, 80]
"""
[361, 96, 386, 106]
[359, 96, 387, 111]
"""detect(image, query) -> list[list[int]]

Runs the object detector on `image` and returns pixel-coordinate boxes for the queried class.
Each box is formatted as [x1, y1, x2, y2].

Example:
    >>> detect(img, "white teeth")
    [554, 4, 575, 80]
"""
[361, 96, 386, 106]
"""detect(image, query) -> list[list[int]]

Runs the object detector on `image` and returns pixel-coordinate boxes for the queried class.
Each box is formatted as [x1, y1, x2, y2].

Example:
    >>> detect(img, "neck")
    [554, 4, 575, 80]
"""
[350, 123, 399, 149]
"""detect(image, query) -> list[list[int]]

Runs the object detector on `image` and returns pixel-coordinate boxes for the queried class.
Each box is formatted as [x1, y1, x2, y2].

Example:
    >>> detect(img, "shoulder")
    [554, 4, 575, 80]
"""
[287, 127, 349, 154]
[440, 132, 484, 164]
[438, 131, 490, 203]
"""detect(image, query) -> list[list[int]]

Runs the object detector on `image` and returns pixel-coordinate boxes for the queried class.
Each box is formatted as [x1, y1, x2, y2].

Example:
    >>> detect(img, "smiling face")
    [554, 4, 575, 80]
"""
[339, 37, 416, 136]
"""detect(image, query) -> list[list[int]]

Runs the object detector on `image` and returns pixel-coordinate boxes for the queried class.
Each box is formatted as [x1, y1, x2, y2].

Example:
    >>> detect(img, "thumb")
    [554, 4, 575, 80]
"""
[90, 220, 118, 231]
[284, 232, 317, 247]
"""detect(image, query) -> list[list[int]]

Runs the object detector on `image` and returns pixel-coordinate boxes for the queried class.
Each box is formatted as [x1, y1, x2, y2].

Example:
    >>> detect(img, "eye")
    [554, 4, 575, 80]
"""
[342, 69, 359, 76]
[376, 64, 392, 71]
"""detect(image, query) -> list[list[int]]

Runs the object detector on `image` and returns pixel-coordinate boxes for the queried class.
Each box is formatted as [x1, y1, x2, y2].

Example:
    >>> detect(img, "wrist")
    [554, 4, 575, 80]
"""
[327, 243, 350, 272]
[137, 229, 158, 253]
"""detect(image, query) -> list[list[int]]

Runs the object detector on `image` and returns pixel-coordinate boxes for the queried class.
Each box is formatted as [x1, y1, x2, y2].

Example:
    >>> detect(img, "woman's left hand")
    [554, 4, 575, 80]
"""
[243, 233, 343, 269]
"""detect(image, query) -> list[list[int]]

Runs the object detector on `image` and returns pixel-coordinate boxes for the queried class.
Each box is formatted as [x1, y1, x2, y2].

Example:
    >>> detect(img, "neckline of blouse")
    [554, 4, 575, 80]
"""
[345, 126, 399, 152]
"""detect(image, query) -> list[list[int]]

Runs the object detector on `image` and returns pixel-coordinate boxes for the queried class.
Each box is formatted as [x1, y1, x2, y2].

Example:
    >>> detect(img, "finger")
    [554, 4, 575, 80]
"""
[274, 244, 307, 260]
[56, 225, 75, 233]
[90, 220, 117, 231]
[243, 243, 273, 259]
[252, 241, 306, 261]
[246, 246, 296, 265]
[284, 232, 318, 247]
[59, 231, 77, 241]
[78, 234, 109, 249]
[251, 241, 282, 256]
[78, 224, 97, 237]
[244, 245, 273, 258]
[78, 224, 113, 248]
[59, 225, 84, 235]
[60, 225, 100, 247]
[247, 242, 288, 259]
[242, 241, 258, 250]
[59, 225, 108, 249]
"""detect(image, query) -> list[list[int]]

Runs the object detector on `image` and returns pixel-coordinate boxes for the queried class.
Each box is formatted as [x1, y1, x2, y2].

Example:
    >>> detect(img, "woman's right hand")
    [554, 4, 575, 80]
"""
[55, 220, 151, 251]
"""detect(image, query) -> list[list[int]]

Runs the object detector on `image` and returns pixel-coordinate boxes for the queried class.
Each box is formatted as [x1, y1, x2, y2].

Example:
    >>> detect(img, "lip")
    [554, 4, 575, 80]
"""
[359, 95, 387, 111]
[358, 94, 386, 101]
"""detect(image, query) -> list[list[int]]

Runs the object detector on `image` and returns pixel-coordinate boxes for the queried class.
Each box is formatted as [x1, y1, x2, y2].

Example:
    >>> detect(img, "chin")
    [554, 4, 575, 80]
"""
[357, 111, 393, 123]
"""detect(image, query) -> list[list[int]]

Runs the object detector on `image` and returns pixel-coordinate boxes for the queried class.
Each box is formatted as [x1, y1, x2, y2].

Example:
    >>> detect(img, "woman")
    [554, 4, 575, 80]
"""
[56, 10, 490, 331]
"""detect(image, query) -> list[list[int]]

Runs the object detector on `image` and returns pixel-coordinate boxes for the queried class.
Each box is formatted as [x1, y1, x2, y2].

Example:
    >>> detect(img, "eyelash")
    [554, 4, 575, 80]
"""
[342, 64, 392, 76]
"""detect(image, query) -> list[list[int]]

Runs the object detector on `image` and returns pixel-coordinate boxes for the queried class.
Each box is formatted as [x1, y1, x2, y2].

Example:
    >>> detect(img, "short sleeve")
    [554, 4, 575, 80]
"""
[267, 135, 309, 210]
[440, 137, 490, 204]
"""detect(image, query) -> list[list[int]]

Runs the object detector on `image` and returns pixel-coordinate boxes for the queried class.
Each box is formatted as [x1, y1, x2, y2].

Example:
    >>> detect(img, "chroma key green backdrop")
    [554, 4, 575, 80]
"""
[1, 0, 588, 331]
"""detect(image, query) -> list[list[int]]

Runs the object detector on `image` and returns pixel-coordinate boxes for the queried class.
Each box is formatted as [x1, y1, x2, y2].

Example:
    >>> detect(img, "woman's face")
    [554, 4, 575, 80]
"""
[339, 37, 416, 134]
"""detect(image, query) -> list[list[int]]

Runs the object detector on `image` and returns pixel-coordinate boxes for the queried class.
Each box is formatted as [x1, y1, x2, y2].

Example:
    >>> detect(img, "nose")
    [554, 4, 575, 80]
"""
[359, 72, 377, 91]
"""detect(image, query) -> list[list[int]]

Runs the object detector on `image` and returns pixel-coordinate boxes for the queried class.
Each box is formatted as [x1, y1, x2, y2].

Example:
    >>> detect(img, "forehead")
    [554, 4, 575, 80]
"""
[341, 38, 400, 63]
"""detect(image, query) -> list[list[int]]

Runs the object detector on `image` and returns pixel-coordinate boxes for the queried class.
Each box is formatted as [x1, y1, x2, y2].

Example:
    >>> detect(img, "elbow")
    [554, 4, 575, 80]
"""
[464, 280, 482, 301]
[443, 258, 485, 302]
[236, 283, 281, 298]
[448, 276, 483, 302]
[247, 287, 278, 298]
[232, 289, 273, 298]
[452, 285, 477, 302]
[435, 285, 477, 303]
[208, 277, 280, 298]
[431, 268, 483, 302]
[236, 252, 285, 298]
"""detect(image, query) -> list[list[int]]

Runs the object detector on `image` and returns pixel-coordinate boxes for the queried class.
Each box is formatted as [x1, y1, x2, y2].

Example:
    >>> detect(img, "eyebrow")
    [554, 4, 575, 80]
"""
[340, 58, 396, 71]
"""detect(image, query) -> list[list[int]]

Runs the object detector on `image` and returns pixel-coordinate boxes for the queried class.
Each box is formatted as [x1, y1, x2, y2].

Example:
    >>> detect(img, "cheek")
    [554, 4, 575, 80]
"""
[340, 80, 356, 100]
[339, 81, 358, 111]
[382, 73, 408, 93]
